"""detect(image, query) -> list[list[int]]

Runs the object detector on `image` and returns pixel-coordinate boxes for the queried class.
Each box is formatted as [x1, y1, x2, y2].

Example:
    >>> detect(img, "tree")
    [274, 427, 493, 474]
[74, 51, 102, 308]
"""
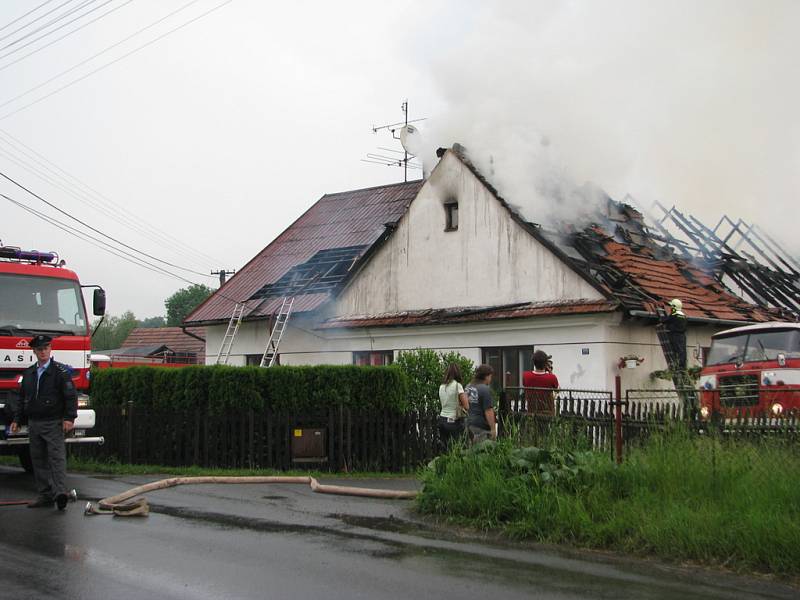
[394, 349, 474, 412]
[138, 316, 167, 328]
[91, 311, 139, 351]
[165, 284, 214, 326]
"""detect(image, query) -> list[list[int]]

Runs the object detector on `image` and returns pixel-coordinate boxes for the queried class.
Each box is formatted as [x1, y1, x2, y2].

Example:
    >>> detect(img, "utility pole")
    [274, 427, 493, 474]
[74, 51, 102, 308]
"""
[211, 269, 235, 286]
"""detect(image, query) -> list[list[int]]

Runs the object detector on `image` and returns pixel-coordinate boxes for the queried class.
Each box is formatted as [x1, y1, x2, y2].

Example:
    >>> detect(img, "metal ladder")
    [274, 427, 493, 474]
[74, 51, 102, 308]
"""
[655, 323, 697, 416]
[215, 302, 246, 364]
[259, 297, 294, 367]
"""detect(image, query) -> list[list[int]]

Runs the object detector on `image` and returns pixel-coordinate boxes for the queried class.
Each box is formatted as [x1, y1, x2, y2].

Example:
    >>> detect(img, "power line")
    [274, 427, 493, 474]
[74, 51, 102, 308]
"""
[0, 169, 214, 278]
[4, 191, 246, 307]
[0, 0, 76, 44]
[0, 0, 125, 67]
[0, 1, 56, 35]
[0, 128, 225, 266]
[0, 0, 99, 53]
[2, 191, 199, 284]
[0, 0, 233, 119]
[0, 135, 222, 271]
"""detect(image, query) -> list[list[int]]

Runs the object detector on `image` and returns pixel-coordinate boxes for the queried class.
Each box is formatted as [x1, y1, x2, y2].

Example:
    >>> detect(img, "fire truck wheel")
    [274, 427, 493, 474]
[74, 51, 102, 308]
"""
[17, 448, 33, 474]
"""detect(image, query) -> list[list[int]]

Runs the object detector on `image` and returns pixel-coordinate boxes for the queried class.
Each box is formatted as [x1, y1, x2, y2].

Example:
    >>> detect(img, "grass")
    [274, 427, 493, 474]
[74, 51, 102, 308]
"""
[417, 422, 800, 578]
[0, 454, 414, 480]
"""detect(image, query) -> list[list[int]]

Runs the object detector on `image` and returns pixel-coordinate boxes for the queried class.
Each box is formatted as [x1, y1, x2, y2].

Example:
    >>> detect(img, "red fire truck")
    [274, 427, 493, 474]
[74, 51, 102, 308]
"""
[0, 245, 105, 471]
[698, 322, 800, 421]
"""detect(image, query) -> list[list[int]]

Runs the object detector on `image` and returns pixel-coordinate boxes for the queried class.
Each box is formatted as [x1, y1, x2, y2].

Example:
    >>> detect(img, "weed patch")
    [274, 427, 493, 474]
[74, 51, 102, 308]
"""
[417, 425, 800, 577]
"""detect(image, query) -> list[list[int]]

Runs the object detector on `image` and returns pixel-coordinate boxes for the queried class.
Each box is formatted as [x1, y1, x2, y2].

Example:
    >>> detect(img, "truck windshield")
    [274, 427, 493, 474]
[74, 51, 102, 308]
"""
[706, 329, 800, 366]
[706, 334, 748, 366]
[0, 273, 88, 336]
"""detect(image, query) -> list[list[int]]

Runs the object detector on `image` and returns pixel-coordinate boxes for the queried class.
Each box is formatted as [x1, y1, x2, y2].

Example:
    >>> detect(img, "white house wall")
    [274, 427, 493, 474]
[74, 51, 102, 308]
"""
[334, 152, 603, 316]
[206, 313, 726, 395]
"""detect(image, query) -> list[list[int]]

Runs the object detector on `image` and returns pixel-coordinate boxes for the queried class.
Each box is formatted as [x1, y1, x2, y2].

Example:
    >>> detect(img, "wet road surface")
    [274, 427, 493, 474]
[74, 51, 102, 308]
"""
[1, 466, 796, 600]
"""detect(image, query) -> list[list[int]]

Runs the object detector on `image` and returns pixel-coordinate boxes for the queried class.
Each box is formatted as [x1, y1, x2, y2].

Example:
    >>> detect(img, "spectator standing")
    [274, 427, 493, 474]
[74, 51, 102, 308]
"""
[522, 349, 559, 415]
[465, 364, 496, 443]
[437, 363, 468, 448]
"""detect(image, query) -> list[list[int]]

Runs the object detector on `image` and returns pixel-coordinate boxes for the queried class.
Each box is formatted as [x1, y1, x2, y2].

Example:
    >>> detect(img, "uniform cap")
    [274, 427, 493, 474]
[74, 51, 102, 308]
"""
[669, 299, 683, 311]
[29, 334, 53, 348]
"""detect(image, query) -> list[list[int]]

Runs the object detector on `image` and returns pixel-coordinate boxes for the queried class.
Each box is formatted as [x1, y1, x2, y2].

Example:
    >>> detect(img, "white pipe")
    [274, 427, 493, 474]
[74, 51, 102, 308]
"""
[0, 436, 104, 446]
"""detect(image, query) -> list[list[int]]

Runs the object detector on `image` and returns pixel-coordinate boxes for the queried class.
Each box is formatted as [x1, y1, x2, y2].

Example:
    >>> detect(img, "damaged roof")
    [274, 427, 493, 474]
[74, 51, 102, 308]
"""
[188, 145, 794, 329]
[185, 180, 424, 325]
[449, 145, 790, 323]
[319, 300, 619, 329]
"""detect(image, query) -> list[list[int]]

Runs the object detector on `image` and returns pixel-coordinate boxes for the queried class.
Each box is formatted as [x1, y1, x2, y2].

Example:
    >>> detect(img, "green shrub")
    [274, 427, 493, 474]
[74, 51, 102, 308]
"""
[394, 348, 474, 412]
[418, 424, 800, 576]
[90, 364, 409, 413]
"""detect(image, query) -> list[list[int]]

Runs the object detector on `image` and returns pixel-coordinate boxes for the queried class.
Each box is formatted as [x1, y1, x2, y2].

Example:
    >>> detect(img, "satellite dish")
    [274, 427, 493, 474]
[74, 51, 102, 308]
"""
[399, 124, 423, 156]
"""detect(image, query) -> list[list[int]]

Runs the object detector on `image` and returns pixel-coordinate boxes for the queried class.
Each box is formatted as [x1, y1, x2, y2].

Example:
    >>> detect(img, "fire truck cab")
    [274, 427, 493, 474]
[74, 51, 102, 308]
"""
[698, 322, 800, 421]
[0, 245, 105, 471]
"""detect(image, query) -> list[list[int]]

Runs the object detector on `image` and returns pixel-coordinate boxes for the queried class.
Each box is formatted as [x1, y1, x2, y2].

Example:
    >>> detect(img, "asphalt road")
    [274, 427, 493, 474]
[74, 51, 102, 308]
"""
[0, 465, 796, 600]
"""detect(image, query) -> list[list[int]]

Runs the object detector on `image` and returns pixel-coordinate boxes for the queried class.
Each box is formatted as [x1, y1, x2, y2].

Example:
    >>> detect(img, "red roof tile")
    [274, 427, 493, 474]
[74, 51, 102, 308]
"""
[185, 180, 424, 325]
[319, 300, 619, 329]
[121, 327, 206, 359]
[599, 239, 776, 322]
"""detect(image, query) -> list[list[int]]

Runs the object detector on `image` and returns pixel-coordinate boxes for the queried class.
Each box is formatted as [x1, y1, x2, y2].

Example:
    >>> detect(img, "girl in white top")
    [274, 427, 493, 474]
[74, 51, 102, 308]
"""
[438, 363, 470, 447]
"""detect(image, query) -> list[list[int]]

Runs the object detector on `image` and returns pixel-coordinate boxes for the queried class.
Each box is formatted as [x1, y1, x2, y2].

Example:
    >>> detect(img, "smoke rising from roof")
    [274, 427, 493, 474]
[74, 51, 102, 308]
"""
[417, 0, 800, 253]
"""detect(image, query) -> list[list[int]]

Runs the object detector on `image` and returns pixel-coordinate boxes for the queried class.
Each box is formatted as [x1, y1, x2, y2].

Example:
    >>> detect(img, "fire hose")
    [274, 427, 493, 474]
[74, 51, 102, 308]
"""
[84, 476, 418, 517]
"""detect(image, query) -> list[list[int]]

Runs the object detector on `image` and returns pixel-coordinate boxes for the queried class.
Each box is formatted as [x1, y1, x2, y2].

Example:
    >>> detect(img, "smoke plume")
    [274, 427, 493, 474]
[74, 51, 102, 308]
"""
[415, 0, 800, 253]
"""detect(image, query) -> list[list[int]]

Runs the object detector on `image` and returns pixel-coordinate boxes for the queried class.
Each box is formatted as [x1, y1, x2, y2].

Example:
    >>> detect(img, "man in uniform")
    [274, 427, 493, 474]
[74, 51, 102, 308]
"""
[661, 299, 688, 369]
[10, 334, 77, 510]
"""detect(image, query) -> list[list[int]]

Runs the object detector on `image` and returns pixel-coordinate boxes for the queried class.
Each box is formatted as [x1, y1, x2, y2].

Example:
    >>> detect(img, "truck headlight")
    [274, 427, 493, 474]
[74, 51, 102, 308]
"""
[699, 375, 716, 391]
[771, 403, 784, 416]
[700, 406, 710, 419]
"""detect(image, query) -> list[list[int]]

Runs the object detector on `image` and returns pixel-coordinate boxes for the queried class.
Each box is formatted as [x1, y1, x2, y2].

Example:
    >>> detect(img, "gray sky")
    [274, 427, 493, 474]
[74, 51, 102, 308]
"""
[1, 0, 797, 319]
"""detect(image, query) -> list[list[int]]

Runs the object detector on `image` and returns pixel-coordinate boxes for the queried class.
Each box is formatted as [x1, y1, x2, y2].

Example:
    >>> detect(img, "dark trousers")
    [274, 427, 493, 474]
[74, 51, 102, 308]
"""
[437, 417, 465, 450]
[669, 334, 687, 369]
[29, 419, 67, 499]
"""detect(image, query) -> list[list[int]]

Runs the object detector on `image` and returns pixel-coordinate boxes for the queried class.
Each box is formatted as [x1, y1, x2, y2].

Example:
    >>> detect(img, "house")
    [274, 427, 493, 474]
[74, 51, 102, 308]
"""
[101, 326, 206, 364]
[184, 146, 787, 392]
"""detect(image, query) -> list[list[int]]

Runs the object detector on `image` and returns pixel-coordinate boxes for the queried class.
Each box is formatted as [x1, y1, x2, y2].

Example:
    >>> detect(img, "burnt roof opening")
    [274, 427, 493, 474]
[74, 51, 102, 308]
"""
[249, 245, 367, 300]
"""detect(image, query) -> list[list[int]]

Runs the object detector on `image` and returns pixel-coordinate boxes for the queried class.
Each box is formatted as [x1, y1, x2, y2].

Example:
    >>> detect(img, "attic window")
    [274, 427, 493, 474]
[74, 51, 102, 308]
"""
[249, 245, 367, 300]
[444, 201, 458, 231]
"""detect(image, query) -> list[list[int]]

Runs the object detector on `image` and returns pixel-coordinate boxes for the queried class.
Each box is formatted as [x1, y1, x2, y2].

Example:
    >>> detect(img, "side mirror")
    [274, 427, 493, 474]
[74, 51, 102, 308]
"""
[93, 288, 106, 316]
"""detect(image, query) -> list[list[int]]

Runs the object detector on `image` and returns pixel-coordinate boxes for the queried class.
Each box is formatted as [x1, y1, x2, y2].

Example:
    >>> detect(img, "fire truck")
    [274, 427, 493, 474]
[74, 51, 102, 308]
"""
[0, 245, 105, 471]
[698, 322, 800, 421]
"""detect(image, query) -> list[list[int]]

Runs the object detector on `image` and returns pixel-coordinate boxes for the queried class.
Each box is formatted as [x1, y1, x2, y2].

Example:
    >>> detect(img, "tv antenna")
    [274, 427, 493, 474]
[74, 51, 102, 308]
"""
[364, 100, 426, 182]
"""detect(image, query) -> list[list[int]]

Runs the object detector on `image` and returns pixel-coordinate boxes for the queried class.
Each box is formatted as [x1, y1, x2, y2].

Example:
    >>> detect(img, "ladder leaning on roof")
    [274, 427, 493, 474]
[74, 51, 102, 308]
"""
[215, 302, 246, 364]
[260, 297, 294, 368]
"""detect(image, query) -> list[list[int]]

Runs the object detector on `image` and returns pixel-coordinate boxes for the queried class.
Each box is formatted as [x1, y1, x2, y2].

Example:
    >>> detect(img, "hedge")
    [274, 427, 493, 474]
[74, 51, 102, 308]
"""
[90, 365, 410, 413]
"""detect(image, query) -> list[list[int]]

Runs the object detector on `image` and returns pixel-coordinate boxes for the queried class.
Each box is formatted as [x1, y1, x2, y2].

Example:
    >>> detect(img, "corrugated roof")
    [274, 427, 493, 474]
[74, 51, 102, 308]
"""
[319, 300, 619, 329]
[185, 180, 424, 325]
[121, 327, 205, 358]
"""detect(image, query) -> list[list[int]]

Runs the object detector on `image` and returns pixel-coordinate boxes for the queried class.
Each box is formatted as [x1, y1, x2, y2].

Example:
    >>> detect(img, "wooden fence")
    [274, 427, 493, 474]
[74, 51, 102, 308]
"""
[72, 387, 799, 472]
[73, 403, 440, 472]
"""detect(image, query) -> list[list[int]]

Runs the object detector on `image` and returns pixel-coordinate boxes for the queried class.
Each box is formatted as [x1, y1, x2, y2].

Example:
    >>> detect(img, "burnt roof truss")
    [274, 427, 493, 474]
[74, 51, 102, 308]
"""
[647, 202, 800, 318]
[249, 245, 368, 300]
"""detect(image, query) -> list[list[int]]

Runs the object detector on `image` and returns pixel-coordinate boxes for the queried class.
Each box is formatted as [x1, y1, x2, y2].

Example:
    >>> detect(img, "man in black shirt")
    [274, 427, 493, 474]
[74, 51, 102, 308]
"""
[11, 334, 77, 510]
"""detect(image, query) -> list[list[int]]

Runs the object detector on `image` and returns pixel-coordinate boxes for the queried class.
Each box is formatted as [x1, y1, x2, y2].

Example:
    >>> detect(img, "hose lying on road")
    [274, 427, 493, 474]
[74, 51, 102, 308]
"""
[84, 475, 418, 517]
